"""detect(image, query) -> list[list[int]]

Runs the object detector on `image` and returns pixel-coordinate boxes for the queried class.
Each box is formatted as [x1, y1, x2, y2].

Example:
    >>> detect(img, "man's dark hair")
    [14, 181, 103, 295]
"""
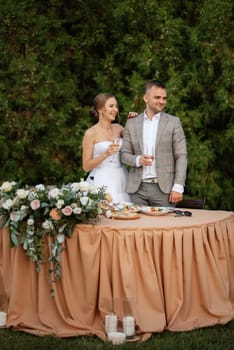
[145, 80, 166, 93]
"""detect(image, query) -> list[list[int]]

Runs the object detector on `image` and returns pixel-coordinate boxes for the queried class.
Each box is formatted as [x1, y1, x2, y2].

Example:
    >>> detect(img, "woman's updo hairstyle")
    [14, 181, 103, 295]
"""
[90, 93, 115, 122]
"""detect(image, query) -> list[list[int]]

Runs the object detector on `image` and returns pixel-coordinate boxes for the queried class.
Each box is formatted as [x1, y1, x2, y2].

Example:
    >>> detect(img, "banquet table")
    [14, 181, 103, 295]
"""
[0, 209, 233, 341]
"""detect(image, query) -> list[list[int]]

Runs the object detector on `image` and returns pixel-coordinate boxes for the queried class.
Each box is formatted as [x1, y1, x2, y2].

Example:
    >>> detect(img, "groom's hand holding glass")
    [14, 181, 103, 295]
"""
[141, 145, 155, 177]
[140, 154, 153, 166]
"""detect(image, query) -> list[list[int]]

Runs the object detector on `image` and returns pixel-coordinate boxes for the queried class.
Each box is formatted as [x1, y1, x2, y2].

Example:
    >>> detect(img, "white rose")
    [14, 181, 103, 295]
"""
[80, 196, 89, 206]
[35, 184, 45, 191]
[70, 183, 80, 192]
[79, 181, 90, 192]
[73, 207, 82, 214]
[1, 181, 13, 192]
[89, 185, 98, 193]
[16, 189, 29, 199]
[27, 218, 35, 226]
[3, 199, 14, 209]
[71, 203, 77, 208]
[49, 188, 60, 199]
[56, 199, 64, 209]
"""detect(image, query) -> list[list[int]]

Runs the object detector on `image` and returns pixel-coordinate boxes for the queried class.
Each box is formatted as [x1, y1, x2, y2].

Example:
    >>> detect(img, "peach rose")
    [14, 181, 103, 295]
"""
[105, 193, 113, 202]
[49, 208, 61, 221]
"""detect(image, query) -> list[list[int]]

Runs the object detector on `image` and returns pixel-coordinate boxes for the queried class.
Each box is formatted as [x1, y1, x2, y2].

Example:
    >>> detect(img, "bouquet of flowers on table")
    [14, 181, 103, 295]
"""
[0, 180, 106, 288]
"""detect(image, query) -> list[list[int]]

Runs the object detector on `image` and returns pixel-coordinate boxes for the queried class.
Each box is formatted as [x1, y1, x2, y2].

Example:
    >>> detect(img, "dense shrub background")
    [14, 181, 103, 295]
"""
[0, 0, 233, 210]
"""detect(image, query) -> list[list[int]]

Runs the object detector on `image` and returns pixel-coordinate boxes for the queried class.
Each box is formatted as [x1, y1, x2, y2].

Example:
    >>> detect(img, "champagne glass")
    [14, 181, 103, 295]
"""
[143, 144, 155, 177]
[110, 137, 120, 162]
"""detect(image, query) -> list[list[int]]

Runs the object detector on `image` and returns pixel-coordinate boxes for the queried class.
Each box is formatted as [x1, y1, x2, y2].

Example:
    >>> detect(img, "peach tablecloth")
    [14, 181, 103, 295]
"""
[0, 209, 233, 340]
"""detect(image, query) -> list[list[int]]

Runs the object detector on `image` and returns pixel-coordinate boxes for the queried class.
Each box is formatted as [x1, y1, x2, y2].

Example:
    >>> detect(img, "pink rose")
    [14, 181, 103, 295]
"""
[30, 199, 41, 210]
[61, 205, 73, 216]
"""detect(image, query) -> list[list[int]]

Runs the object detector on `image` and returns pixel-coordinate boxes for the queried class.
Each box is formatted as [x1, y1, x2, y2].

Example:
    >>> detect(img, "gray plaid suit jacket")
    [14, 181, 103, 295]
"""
[120, 112, 188, 194]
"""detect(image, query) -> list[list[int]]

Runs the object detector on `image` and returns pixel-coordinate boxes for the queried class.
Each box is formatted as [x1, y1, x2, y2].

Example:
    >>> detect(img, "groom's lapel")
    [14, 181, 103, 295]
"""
[156, 112, 168, 148]
[136, 114, 144, 152]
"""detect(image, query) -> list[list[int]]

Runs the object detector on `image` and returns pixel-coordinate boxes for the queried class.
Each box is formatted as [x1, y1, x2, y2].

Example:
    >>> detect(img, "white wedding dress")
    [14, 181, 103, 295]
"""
[86, 140, 130, 203]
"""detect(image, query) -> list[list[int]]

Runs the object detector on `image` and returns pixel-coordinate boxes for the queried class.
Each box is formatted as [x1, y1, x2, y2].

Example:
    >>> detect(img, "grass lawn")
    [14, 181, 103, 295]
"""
[0, 320, 233, 350]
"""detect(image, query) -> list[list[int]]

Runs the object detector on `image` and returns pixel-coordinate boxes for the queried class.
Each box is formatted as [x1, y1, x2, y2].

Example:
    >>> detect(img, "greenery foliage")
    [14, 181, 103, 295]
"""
[0, 0, 233, 209]
[0, 179, 106, 292]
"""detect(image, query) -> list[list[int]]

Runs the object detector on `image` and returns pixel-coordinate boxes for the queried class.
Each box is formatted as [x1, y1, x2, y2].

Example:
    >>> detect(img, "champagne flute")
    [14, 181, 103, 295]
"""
[110, 137, 120, 162]
[143, 144, 155, 177]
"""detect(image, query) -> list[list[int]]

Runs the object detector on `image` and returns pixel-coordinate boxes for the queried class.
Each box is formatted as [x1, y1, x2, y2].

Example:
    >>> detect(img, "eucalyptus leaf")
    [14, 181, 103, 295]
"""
[0, 215, 9, 228]
[10, 231, 19, 247]
[52, 245, 57, 257]
[56, 233, 65, 243]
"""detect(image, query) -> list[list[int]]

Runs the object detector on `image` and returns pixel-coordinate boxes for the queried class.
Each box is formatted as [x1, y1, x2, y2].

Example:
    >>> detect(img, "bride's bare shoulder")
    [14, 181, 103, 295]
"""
[82, 127, 98, 147]
[112, 123, 124, 133]
[83, 125, 97, 138]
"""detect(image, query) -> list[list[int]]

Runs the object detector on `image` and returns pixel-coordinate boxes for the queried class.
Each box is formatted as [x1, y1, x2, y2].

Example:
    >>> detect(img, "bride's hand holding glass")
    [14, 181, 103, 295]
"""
[109, 137, 120, 162]
[112, 137, 120, 148]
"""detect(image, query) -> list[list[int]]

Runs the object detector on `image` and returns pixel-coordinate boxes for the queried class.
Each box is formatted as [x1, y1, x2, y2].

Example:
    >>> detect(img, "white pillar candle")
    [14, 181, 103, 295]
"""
[122, 315, 135, 337]
[105, 314, 118, 334]
[0, 311, 7, 327]
[108, 331, 126, 344]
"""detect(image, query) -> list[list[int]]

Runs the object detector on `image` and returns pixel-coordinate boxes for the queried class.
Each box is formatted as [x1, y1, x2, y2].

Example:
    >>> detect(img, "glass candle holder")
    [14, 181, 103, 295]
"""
[0, 311, 7, 327]
[122, 315, 135, 337]
[105, 314, 118, 334]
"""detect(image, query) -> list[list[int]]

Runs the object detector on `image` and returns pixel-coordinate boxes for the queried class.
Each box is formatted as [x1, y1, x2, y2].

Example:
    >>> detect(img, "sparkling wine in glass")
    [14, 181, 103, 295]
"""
[144, 144, 155, 177]
[110, 137, 120, 162]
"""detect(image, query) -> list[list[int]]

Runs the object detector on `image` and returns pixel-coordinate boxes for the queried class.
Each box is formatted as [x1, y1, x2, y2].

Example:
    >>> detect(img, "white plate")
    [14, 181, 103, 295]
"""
[140, 206, 170, 216]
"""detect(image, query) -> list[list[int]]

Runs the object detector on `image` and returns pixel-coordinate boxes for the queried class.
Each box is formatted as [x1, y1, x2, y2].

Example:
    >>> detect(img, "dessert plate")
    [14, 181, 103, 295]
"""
[140, 206, 170, 216]
[111, 212, 140, 220]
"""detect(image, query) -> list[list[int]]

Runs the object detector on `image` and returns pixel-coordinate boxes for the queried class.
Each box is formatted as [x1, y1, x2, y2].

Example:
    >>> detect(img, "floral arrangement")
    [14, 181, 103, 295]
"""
[0, 180, 106, 294]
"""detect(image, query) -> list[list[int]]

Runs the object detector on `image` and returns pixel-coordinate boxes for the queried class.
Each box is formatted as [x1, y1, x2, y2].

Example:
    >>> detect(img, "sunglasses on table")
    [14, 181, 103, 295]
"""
[174, 210, 192, 217]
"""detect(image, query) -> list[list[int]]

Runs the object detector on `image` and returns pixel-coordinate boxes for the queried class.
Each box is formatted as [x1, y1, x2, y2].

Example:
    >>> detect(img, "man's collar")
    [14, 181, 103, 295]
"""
[143, 111, 161, 120]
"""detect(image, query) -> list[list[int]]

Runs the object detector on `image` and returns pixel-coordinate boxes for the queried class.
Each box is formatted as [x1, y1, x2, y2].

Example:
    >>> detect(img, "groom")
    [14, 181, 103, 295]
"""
[120, 80, 187, 207]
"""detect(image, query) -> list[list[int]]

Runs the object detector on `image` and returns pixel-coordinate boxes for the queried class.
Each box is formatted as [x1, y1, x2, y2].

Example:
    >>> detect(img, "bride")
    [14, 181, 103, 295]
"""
[82, 93, 130, 203]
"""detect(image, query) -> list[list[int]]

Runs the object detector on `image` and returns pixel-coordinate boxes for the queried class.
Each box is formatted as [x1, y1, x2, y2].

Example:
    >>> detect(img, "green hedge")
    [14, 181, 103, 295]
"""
[0, 0, 233, 210]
